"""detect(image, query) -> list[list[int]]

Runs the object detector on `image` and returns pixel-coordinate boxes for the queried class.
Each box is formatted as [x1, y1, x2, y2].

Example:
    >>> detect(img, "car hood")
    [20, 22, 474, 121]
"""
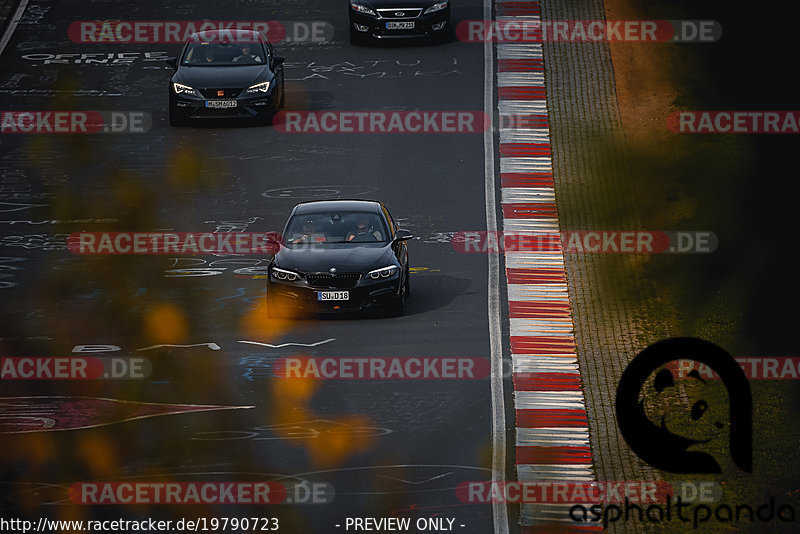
[362, 0, 441, 8]
[274, 244, 395, 273]
[173, 65, 268, 88]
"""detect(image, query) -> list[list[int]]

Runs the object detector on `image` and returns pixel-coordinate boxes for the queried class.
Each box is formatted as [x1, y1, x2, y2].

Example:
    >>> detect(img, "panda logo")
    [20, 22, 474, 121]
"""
[616, 337, 752, 473]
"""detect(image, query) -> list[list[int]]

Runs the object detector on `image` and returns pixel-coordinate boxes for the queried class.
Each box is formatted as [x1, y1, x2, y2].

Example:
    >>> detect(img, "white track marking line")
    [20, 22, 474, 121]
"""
[484, 0, 510, 531]
[238, 338, 336, 348]
[0, 0, 29, 59]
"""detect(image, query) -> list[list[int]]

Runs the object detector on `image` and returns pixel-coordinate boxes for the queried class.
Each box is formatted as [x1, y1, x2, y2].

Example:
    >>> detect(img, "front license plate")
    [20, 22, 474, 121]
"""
[205, 100, 237, 109]
[317, 291, 349, 301]
[386, 21, 415, 29]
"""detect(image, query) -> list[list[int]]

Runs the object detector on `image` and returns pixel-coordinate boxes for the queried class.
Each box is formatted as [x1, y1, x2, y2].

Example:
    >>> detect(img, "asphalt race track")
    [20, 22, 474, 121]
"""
[3, 0, 800, 534]
[0, 0, 510, 532]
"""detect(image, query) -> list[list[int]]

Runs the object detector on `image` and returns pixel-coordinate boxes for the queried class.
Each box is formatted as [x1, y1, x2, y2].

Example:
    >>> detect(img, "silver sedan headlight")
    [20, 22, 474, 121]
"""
[351, 3, 377, 15]
[424, 1, 448, 14]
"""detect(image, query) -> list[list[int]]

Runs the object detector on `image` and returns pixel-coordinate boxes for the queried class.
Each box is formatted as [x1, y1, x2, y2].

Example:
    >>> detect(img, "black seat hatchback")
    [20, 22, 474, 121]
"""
[167, 29, 285, 126]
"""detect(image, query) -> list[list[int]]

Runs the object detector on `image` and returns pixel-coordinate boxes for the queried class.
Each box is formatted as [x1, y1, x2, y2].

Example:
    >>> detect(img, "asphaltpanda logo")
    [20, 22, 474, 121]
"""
[616, 337, 752, 473]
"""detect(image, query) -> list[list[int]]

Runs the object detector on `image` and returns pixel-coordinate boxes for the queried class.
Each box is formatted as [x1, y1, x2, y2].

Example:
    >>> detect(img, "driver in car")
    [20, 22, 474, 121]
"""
[232, 45, 263, 64]
[289, 219, 324, 243]
[346, 215, 382, 242]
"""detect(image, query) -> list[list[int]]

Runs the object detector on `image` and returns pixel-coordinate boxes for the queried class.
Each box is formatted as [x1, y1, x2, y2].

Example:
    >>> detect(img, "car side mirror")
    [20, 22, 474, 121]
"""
[395, 229, 413, 241]
[165, 57, 177, 69]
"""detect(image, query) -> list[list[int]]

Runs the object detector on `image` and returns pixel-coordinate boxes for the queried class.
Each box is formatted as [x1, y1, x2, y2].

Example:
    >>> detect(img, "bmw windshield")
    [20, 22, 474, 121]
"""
[284, 211, 390, 244]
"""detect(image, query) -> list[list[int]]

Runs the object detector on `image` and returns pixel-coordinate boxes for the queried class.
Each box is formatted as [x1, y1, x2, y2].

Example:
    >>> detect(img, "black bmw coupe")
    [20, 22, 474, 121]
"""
[348, 0, 451, 44]
[167, 29, 285, 126]
[267, 200, 413, 317]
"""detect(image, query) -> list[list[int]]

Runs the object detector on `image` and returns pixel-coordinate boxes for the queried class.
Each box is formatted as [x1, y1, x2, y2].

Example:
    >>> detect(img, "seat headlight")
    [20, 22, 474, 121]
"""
[271, 267, 300, 281]
[368, 266, 398, 279]
[351, 3, 377, 15]
[424, 1, 448, 14]
[246, 81, 271, 94]
[173, 83, 196, 95]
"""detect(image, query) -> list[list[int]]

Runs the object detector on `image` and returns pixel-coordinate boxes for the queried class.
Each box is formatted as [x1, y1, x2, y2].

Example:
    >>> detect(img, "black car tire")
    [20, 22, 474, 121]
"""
[169, 109, 185, 127]
[434, 29, 451, 45]
[257, 105, 277, 126]
[388, 270, 408, 317]
[350, 28, 366, 45]
[259, 114, 274, 127]
[391, 292, 405, 317]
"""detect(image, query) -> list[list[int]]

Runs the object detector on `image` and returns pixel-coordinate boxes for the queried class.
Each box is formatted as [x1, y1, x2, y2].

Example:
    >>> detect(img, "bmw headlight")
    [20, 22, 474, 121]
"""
[246, 81, 271, 94]
[367, 266, 398, 279]
[173, 83, 196, 95]
[351, 3, 377, 15]
[271, 267, 300, 281]
[424, 1, 448, 13]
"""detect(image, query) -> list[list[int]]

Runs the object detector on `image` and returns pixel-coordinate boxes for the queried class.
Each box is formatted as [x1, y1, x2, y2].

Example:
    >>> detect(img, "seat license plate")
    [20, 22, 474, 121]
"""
[386, 21, 415, 29]
[317, 291, 349, 301]
[205, 100, 237, 109]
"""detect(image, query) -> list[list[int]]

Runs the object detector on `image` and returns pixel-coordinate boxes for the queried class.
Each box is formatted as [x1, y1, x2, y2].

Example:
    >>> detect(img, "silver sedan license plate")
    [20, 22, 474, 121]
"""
[205, 100, 237, 109]
[386, 21, 415, 30]
[317, 291, 349, 301]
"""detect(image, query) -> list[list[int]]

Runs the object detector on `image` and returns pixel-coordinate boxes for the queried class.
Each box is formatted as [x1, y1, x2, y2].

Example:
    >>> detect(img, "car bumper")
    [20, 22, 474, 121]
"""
[267, 276, 401, 314]
[349, 8, 450, 39]
[169, 91, 277, 121]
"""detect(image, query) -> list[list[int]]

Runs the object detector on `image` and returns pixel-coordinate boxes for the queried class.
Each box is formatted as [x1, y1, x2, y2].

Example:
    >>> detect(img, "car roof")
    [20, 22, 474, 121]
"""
[292, 199, 383, 215]
[187, 29, 265, 43]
